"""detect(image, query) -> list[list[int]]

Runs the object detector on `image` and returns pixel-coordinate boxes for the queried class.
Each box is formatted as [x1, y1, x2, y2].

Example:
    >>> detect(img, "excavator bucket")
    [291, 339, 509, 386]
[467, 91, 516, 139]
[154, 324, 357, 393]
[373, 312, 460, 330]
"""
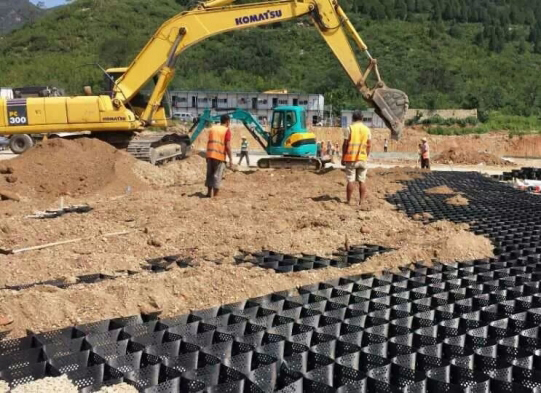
[370, 87, 409, 140]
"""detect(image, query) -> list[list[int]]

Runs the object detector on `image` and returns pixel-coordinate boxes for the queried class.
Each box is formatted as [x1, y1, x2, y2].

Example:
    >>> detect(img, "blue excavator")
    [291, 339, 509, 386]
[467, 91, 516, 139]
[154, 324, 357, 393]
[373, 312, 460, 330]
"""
[187, 106, 331, 170]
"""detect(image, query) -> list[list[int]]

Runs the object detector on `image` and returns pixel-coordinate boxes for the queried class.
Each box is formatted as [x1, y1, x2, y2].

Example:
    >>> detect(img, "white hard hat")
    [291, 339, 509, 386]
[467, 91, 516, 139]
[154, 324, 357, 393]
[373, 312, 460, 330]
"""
[421, 137, 427, 142]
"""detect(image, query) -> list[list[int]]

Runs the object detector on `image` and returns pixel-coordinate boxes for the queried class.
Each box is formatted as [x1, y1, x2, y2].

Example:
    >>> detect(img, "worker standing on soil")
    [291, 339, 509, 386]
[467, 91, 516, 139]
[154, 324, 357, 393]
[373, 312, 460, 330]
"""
[342, 111, 371, 205]
[384, 139, 388, 153]
[205, 114, 233, 198]
[238, 136, 250, 166]
[420, 137, 430, 170]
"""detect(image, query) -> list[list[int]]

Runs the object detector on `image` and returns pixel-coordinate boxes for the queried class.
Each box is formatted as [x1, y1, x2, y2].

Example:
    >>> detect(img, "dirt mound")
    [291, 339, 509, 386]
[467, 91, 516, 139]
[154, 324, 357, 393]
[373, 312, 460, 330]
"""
[0, 138, 146, 200]
[434, 148, 514, 166]
[446, 194, 469, 206]
[425, 185, 455, 194]
[133, 154, 206, 187]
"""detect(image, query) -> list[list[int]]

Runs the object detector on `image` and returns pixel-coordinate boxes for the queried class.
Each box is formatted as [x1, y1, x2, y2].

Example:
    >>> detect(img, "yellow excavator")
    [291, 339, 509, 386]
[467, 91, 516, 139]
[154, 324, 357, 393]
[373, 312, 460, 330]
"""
[0, 0, 409, 164]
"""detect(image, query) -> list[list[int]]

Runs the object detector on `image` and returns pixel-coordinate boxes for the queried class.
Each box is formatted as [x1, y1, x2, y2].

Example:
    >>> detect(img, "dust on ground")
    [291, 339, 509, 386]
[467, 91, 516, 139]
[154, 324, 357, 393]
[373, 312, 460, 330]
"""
[0, 140, 493, 338]
[434, 148, 515, 166]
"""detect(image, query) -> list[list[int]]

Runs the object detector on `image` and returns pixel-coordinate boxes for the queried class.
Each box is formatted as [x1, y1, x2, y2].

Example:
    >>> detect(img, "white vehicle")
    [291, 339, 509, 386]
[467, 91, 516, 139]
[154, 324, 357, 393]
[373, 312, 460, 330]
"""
[172, 112, 194, 122]
[0, 88, 13, 100]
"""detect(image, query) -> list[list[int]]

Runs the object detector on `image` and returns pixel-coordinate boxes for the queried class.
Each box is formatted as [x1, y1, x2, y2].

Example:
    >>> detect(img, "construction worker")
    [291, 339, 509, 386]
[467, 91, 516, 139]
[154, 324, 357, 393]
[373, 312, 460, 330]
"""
[238, 136, 250, 166]
[384, 138, 388, 153]
[342, 111, 371, 205]
[420, 137, 430, 169]
[205, 114, 233, 198]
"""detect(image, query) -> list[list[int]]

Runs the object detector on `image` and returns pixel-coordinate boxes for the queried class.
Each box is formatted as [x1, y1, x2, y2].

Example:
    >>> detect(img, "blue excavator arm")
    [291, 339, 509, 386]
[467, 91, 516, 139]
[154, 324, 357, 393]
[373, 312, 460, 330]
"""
[187, 108, 270, 150]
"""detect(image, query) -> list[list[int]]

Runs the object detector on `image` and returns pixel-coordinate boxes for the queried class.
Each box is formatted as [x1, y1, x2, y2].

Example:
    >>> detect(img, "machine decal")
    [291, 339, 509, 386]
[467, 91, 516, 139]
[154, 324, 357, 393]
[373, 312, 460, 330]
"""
[103, 116, 127, 121]
[7, 99, 28, 126]
[235, 10, 282, 25]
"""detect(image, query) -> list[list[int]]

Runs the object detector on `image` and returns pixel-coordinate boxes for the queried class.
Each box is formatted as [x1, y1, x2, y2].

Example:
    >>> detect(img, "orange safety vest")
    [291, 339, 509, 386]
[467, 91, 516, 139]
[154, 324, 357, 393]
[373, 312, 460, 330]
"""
[206, 125, 228, 161]
[343, 122, 370, 162]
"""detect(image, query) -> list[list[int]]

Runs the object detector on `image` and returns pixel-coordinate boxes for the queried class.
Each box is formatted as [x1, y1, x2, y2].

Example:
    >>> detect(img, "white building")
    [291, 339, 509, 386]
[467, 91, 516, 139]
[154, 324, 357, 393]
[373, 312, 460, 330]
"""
[340, 109, 385, 128]
[170, 90, 324, 125]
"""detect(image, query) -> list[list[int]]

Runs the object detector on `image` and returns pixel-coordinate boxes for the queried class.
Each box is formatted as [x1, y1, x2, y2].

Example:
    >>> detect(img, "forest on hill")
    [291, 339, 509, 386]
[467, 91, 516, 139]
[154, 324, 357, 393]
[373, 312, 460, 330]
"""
[1, 0, 541, 115]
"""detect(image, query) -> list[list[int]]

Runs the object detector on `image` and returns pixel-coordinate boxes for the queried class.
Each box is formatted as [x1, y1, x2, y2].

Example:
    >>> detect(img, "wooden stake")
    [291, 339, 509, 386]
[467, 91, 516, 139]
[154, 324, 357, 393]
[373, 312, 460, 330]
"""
[0, 230, 134, 255]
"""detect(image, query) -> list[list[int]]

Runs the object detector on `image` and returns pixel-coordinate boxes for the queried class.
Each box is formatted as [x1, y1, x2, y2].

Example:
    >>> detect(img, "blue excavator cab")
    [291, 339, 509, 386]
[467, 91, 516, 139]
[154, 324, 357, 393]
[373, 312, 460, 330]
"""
[187, 106, 326, 169]
[267, 106, 317, 157]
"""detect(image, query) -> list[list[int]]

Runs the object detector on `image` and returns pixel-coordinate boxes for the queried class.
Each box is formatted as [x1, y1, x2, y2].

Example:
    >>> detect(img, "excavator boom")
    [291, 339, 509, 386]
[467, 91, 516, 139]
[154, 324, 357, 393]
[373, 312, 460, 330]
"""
[115, 0, 408, 139]
[0, 0, 408, 161]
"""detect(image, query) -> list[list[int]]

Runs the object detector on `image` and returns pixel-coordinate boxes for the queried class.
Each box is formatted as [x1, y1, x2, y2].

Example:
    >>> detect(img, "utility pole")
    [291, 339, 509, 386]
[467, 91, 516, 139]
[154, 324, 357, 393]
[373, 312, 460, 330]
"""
[330, 93, 333, 127]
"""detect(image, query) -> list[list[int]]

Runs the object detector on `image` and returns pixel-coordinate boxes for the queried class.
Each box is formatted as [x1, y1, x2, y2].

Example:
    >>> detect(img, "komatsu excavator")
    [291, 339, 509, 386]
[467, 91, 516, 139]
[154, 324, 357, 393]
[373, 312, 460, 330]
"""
[0, 0, 409, 164]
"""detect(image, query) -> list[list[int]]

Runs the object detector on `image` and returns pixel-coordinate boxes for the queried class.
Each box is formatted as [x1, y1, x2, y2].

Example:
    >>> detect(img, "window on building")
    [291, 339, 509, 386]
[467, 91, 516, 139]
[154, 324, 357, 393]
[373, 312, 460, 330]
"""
[218, 98, 228, 104]
[177, 97, 187, 102]
[278, 99, 288, 105]
[258, 99, 268, 104]
[299, 100, 308, 105]
[198, 97, 208, 103]
[239, 97, 246, 104]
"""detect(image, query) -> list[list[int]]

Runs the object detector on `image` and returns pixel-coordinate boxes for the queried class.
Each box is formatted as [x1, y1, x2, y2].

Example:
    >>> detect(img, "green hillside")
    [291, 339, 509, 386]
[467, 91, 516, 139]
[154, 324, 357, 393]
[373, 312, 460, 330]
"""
[0, 0, 43, 34]
[1, 0, 541, 115]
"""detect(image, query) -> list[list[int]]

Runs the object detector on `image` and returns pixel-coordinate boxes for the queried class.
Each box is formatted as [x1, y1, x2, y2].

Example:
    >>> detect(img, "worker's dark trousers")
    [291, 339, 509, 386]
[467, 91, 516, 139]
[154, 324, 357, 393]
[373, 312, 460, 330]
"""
[238, 151, 250, 166]
[421, 158, 430, 170]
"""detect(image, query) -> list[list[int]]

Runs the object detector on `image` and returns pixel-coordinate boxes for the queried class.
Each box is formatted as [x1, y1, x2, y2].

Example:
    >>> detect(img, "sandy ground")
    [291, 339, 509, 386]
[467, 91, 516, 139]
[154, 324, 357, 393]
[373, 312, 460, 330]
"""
[0, 138, 496, 341]
[187, 125, 541, 158]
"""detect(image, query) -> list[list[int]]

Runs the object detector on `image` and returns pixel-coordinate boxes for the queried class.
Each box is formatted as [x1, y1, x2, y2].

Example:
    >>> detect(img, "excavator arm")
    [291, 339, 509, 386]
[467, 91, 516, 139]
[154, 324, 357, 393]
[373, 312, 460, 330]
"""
[115, 0, 408, 139]
[188, 108, 269, 149]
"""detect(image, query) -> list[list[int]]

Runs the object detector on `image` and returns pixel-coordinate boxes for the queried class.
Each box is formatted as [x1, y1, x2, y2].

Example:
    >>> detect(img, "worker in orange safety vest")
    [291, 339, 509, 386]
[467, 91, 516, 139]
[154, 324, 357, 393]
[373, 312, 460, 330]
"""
[205, 114, 233, 198]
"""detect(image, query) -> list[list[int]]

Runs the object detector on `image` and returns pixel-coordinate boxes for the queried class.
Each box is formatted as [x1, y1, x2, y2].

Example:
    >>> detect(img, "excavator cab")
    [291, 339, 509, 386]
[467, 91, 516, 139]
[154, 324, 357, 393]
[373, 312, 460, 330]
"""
[268, 106, 317, 157]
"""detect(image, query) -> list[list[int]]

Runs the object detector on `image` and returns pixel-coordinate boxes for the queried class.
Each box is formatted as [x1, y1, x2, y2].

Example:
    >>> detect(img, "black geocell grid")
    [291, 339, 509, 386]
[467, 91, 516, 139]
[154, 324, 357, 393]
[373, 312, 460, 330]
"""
[235, 245, 393, 273]
[3, 172, 541, 392]
[493, 167, 541, 182]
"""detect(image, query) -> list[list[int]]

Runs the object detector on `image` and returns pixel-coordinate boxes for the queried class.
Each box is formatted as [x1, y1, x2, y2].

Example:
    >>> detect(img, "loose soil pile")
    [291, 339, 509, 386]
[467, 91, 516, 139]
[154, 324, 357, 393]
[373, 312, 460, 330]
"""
[425, 185, 456, 194]
[446, 194, 469, 206]
[434, 148, 515, 166]
[0, 138, 146, 203]
[133, 154, 206, 187]
[0, 161, 493, 338]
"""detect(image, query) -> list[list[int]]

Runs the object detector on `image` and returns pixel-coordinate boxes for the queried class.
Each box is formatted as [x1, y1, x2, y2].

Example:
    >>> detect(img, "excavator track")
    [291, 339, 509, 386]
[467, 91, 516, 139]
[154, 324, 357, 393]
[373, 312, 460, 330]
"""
[257, 156, 330, 171]
[93, 132, 191, 165]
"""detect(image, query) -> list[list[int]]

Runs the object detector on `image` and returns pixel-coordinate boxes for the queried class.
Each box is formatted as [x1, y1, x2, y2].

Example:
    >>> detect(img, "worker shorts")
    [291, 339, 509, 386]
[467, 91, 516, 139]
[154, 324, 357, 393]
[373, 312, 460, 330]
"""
[205, 158, 226, 189]
[345, 161, 368, 183]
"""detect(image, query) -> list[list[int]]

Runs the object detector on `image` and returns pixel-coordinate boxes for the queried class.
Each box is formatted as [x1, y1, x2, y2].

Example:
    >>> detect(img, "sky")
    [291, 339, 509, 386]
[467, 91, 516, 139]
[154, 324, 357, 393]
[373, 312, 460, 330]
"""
[30, 0, 68, 8]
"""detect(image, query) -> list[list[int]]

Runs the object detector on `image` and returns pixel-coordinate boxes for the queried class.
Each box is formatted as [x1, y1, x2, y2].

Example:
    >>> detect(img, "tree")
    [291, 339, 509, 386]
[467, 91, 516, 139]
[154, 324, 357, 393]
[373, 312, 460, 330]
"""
[534, 40, 541, 54]
[431, 2, 442, 22]
[395, 0, 407, 20]
[449, 24, 461, 38]
[370, 3, 386, 20]
[406, 0, 415, 12]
